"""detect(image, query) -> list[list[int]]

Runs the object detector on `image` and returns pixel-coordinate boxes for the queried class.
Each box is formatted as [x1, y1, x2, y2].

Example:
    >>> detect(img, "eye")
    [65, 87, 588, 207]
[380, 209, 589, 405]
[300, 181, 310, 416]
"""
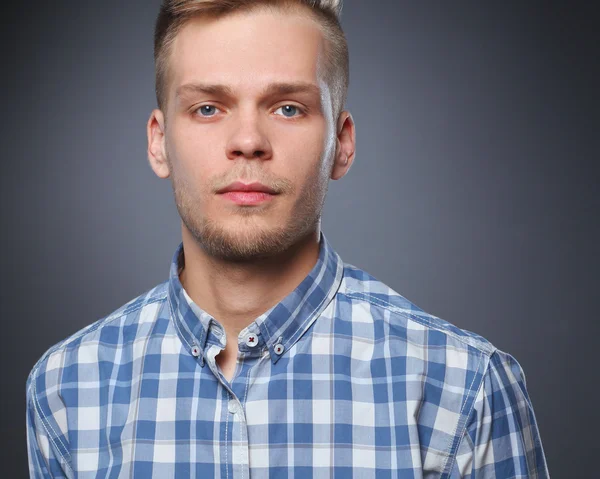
[274, 105, 302, 118]
[196, 105, 221, 117]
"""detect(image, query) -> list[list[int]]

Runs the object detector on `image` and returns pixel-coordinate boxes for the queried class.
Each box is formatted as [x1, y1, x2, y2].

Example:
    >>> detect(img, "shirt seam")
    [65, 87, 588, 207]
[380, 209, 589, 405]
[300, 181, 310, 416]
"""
[31, 292, 168, 377]
[343, 290, 496, 355]
[225, 399, 229, 479]
[440, 351, 488, 477]
[30, 380, 74, 473]
[497, 351, 538, 476]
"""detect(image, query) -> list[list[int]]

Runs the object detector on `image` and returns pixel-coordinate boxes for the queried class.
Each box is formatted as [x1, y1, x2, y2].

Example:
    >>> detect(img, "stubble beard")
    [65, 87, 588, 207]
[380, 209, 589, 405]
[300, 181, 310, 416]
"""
[170, 164, 329, 263]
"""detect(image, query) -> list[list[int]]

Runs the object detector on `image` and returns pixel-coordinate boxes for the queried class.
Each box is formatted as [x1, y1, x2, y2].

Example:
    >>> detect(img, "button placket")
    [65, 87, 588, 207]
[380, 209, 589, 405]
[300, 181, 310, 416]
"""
[228, 399, 239, 415]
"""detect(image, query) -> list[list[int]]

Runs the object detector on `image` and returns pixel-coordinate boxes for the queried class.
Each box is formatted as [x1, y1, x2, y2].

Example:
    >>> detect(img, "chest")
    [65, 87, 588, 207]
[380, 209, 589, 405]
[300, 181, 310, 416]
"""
[67, 353, 460, 478]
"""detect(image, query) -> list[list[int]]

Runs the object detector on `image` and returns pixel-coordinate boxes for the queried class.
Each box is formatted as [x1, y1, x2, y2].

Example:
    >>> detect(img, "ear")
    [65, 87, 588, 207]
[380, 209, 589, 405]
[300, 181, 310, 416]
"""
[330, 110, 356, 181]
[147, 109, 170, 179]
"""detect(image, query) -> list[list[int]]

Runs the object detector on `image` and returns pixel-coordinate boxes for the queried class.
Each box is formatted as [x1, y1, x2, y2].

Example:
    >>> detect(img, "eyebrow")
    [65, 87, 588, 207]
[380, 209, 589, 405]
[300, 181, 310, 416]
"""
[175, 81, 322, 101]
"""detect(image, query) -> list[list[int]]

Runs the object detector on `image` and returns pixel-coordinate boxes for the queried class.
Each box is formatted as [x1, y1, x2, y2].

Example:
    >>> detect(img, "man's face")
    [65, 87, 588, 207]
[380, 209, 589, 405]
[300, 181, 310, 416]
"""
[157, 8, 338, 262]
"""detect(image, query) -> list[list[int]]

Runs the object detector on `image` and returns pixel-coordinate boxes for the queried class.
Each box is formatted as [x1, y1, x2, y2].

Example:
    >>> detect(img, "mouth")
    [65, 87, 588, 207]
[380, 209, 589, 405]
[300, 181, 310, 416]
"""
[217, 181, 279, 206]
[217, 181, 278, 194]
[220, 191, 276, 205]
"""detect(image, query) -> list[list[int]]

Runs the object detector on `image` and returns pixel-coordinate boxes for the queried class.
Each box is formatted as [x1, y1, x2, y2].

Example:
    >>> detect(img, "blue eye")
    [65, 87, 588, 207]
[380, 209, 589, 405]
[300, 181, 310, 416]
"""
[275, 105, 301, 117]
[197, 105, 219, 116]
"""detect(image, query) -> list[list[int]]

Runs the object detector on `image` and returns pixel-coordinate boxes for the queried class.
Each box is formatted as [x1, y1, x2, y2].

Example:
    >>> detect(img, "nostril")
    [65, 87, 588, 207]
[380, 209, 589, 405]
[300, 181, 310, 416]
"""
[232, 150, 266, 158]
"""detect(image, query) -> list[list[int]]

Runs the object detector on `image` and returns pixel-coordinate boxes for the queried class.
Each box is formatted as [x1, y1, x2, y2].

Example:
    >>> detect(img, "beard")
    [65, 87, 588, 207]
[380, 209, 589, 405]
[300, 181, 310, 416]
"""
[168, 159, 330, 263]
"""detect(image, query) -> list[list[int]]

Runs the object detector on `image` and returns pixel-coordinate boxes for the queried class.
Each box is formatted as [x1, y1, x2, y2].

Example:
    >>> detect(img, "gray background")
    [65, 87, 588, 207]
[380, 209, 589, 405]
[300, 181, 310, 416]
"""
[2, 1, 598, 476]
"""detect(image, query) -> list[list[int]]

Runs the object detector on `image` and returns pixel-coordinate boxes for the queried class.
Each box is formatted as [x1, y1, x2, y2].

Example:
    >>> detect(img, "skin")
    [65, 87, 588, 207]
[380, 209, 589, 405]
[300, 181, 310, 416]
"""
[147, 6, 356, 381]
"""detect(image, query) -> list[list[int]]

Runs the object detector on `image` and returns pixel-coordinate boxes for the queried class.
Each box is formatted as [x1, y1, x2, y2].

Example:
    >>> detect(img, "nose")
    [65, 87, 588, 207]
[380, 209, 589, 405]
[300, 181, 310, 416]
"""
[225, 110, 273, 161]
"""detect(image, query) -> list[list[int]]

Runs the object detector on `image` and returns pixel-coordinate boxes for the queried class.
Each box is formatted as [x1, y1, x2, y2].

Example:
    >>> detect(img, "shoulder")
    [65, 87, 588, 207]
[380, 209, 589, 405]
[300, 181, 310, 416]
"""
[337, 262, 498, 358]
[27, 280, 170, 397]
[335, 263, 546, 472]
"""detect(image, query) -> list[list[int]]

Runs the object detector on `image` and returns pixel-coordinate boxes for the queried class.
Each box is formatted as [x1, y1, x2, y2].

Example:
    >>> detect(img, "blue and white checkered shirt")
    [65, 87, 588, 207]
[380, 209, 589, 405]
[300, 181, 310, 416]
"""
[27, 232, 549, 478]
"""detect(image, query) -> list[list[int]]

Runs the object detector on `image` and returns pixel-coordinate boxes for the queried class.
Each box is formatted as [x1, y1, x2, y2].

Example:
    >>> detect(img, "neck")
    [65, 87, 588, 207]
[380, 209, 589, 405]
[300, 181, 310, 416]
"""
[178, 225, 321, 340]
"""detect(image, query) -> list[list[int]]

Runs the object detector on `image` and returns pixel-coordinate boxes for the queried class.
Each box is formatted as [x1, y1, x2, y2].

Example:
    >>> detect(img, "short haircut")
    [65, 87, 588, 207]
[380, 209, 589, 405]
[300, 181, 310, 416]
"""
[154, 0, 349, 121]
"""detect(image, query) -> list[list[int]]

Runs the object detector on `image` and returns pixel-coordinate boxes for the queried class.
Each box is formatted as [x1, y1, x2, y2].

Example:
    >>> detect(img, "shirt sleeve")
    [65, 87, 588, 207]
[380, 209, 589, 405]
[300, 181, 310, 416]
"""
[452, 349, 550, 478]
[26, 366, 73, 478]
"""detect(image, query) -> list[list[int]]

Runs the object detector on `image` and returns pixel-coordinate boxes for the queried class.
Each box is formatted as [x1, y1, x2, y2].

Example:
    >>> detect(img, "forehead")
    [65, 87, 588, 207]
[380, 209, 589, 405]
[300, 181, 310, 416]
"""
[168, 8, 327, 96]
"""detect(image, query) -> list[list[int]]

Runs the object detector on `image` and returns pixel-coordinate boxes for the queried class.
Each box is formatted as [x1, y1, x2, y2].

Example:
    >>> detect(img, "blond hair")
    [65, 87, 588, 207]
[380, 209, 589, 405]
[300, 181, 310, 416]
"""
[154, 0, 349, 120]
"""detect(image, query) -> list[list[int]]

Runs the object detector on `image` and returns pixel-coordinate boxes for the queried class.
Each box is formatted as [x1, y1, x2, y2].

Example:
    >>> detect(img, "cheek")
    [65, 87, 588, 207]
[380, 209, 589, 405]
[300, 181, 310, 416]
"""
[285, 155, 328, 197]
[173, 127, 217, 162]
[275, 122, 328, 163]
[168, 132, 223, 188]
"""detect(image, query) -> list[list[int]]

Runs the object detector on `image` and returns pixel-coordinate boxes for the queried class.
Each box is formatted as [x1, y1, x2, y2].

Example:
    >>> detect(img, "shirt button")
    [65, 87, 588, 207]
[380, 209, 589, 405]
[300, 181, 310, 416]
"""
[191, 345, 200, 357]
[228, 399, 239, 414]
[274, 343, 285, 355]
[244, 333, 258, 347]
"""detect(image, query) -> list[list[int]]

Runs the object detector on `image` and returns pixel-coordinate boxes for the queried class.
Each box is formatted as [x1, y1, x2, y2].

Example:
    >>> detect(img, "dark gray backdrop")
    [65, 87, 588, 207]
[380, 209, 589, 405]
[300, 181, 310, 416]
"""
[2, 1, 598, 477]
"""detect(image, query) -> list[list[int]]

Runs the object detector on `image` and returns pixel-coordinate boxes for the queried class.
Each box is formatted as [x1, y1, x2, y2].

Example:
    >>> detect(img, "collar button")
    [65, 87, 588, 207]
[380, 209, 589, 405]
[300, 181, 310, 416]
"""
[274, 343, 285, 355]
[245, 334, 258, 347]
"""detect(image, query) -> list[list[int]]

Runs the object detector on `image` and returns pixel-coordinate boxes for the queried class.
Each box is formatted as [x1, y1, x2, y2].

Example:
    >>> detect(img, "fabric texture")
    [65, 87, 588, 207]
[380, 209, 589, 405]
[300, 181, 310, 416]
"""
[27, 232, 550, 478]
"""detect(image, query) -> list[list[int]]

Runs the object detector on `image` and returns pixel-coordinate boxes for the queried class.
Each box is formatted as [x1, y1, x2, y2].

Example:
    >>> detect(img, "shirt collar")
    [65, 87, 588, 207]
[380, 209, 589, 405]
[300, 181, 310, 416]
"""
[167, 231, 344, 364]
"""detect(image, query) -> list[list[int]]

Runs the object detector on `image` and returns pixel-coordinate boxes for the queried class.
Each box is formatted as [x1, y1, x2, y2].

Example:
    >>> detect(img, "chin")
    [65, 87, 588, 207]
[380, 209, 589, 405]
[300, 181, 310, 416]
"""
[187, 216, 292, 261]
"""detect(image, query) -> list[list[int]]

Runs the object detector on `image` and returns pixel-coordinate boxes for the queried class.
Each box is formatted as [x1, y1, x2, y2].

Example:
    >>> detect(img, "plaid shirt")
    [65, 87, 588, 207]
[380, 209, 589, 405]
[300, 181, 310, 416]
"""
[27, 232, 549, 478]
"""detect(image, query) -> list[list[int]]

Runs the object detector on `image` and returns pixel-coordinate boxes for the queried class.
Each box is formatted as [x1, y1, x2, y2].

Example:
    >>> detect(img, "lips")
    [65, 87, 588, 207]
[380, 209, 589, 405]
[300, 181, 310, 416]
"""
[217, 181, 278, 195]
[217, 181, 278, 206]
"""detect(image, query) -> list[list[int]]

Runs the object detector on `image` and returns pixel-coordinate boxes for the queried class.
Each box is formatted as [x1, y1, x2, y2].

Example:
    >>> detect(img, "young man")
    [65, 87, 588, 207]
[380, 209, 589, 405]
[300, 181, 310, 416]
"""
[26, 0, 549, 477]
